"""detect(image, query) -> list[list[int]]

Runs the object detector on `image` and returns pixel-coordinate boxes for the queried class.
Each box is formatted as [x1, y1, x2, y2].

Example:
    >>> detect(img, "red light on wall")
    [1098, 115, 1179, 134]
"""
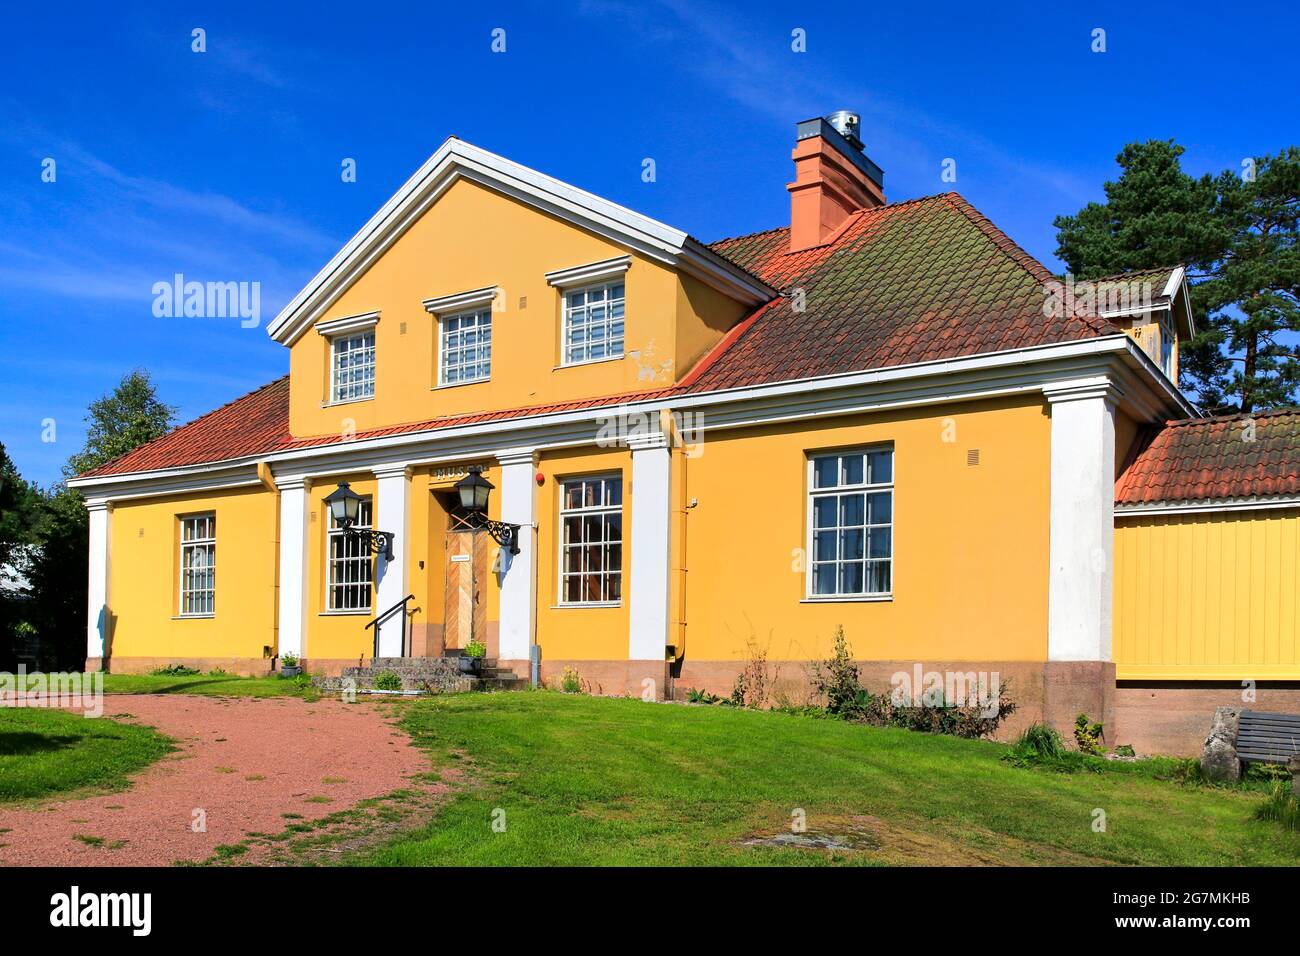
[535, 472, 545, 486]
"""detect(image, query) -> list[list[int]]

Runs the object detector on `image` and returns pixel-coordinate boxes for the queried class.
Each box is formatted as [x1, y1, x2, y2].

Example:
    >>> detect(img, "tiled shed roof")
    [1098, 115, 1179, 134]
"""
[1116, 408, 1300, 506]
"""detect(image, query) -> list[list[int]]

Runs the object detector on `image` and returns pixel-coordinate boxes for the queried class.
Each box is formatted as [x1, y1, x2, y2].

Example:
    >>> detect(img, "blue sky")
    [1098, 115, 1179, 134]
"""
[2, 1, 1296, 486]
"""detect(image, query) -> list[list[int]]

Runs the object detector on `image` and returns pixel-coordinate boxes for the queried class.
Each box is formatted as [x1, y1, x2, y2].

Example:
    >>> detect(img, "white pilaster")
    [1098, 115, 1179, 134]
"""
[372, 464, 411, 656]
[496, 448, 539, 663]
[85, 499, 111, 663]
[275, 476, 310, 659]
[628, 431, 672, 663]
[1045, 379, 1118, 662]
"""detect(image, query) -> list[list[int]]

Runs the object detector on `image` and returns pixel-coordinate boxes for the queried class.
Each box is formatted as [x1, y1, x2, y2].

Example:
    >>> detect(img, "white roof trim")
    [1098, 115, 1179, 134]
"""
[315, 310, 380, 337]
[1116, 495, 1300, 517]
[267, 139, 774, 345]
[422, 286, 501, 315]
[68, 334, 1199, 498]
[545, 255, 631, 289]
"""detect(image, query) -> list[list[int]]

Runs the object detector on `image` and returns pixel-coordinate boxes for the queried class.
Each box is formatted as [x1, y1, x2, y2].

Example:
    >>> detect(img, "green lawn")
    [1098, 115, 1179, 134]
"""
[0, 708, 173, 803]
[360, 692, 1300, 866]
[101, 673, 317, 699]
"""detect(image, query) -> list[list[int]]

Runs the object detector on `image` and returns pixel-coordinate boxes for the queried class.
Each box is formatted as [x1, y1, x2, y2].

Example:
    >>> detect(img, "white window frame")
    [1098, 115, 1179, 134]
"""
[437, 307, 492, 386]
[329, 330, 376, 404]
[326, 496, 373, 613]
[557, 474, 623, 606]
[178, 513, 216, 617]
[561, 280, 625, 366]
[805, 447, 894, 601]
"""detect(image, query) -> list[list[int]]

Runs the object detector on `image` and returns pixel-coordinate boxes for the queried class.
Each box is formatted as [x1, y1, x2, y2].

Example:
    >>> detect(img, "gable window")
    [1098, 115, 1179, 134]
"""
[179, 513, 216, 616]
[807, 448, 893, 598]
[559, 475, 622, 604]
[563, 281, 624, 365]
[439, 308, 492, 385]
[1158, 310, 1175, 378]
[327, 495, 373, 611]
[330, 331, 375, 403]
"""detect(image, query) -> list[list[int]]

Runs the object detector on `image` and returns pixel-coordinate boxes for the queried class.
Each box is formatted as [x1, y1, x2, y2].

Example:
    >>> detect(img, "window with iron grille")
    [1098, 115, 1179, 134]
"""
[559, 475, 622, 604]
[808, 448, 893, 597]
[327, 496, 373, 611]
[179, 513, 216, 615]
[562, 281, 624, 365]
[330, 331, 375, 402]
[439, 308, 492, 385]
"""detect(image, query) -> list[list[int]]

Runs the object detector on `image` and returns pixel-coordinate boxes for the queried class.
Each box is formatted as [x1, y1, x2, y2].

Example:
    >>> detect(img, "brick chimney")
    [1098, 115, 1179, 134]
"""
[788, 111, 886, 252]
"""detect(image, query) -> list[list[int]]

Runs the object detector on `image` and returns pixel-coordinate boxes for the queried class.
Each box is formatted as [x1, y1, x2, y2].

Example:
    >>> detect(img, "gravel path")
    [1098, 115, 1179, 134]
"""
[0, 695, 428, 866]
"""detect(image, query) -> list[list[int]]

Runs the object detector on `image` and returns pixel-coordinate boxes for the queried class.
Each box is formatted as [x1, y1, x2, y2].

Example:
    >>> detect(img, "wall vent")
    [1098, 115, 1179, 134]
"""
[966, 449, 980, 466]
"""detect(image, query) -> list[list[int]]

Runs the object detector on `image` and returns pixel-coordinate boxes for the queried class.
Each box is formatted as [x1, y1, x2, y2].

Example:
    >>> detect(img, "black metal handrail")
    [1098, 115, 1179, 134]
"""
[365, 593, 415, 659]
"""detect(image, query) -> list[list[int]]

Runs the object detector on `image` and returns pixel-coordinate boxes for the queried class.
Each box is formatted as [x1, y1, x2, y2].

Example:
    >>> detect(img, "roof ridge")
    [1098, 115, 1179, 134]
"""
[1087, 264, 1184, 283]
[1165, 405, 1300, 427]
[79, 375, 290, 478]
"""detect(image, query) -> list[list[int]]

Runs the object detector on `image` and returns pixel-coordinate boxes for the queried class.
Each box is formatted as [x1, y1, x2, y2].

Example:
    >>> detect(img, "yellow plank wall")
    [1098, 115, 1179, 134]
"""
[107, 486, 278, 660]
[1114, 508, 1300, 679]
[681, 395, 1052, 663]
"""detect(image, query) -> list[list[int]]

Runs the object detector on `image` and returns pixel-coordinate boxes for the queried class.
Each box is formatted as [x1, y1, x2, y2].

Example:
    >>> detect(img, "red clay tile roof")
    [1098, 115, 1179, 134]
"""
[1115, 408, 1300, 506]
[696, 193, 1115, 390]
[78, 377, 291, 478]
[79, 191, 1124, 480]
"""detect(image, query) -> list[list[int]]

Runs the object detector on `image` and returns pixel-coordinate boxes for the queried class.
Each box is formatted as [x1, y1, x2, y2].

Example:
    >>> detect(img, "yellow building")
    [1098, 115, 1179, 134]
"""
[68, 114, 1299, 753]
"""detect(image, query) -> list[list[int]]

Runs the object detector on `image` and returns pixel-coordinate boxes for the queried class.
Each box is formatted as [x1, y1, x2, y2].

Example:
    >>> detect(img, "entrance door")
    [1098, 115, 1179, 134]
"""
[443, 530, 490, 651]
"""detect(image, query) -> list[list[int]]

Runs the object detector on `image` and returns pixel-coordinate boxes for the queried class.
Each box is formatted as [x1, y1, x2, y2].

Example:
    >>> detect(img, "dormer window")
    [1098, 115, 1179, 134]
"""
[546, 256, 631, 367]
[1158, 309, 1175, 379]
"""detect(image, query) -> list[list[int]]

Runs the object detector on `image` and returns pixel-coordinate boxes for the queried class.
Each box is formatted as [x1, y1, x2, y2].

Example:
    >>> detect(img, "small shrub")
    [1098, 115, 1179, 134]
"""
[560, 666, 584, 694]
[684, 687, 722, 705]
[372, 670, 402, 691]
[280, 652, 300, 668]
[464, 639, 487, 659]
[1254, 783, 1300, 831]
[729, 639, 772, 708]
[868, 680, 1017, 739]
[809, 627, 865, 718]
[1114, 744, 1136, 758]
[1074, 713, 1105, 755]
[207, 668, 228, 676]
[151, 664, 200, 676]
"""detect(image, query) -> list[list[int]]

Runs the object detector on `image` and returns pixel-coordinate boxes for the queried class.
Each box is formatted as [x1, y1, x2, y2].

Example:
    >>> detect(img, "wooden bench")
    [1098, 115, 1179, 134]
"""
[1237, 710, 1300, 766]
[1202, 707, 1300, 787]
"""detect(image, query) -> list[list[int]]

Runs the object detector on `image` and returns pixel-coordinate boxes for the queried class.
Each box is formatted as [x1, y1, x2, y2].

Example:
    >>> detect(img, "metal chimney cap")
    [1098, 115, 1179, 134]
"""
[826, 110, 862, 148]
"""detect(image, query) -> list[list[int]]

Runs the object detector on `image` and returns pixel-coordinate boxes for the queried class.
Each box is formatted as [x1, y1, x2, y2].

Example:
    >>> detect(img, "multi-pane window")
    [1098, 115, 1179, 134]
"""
[440, 308, 492, 385]
[327, 497, 373, 611]
[559, 476, 623, 604]
[563, 281, 624, 365]
[179, 514, 216, 615]
[1159, 310, 1175, 378]
[808, 448, 893, 597]
[331, 331, 375, 402]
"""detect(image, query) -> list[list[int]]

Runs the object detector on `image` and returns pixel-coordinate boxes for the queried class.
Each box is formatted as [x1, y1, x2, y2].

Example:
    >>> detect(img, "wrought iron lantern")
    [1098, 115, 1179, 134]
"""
[453, 465, 521, 554]
[323, 481, 395, 561]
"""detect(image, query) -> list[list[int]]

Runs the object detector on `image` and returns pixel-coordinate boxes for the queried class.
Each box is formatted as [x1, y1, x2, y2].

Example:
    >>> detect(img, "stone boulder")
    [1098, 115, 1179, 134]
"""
[1200, 707, 1243, 783]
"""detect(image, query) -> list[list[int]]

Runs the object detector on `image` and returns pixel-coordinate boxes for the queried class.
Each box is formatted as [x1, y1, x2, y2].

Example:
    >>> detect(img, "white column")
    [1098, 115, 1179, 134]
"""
[372, 464, 411, 657]
[628, 432, 672, 662]
[275, 476, 310, 659]
[496, 448, 538, 663]
[85, 499, 111, 665]
[1045, 379, 1118, 662]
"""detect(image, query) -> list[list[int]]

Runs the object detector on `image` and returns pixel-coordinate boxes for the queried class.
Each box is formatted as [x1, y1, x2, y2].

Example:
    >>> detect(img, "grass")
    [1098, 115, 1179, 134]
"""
[100, 672, 318, 699]
[358, 692, 1300, 866]
[0, 708, 173, 803]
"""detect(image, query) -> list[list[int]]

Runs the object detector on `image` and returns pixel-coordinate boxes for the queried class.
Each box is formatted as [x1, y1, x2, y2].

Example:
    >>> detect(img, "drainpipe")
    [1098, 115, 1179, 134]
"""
[663, 409, 690, 691]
